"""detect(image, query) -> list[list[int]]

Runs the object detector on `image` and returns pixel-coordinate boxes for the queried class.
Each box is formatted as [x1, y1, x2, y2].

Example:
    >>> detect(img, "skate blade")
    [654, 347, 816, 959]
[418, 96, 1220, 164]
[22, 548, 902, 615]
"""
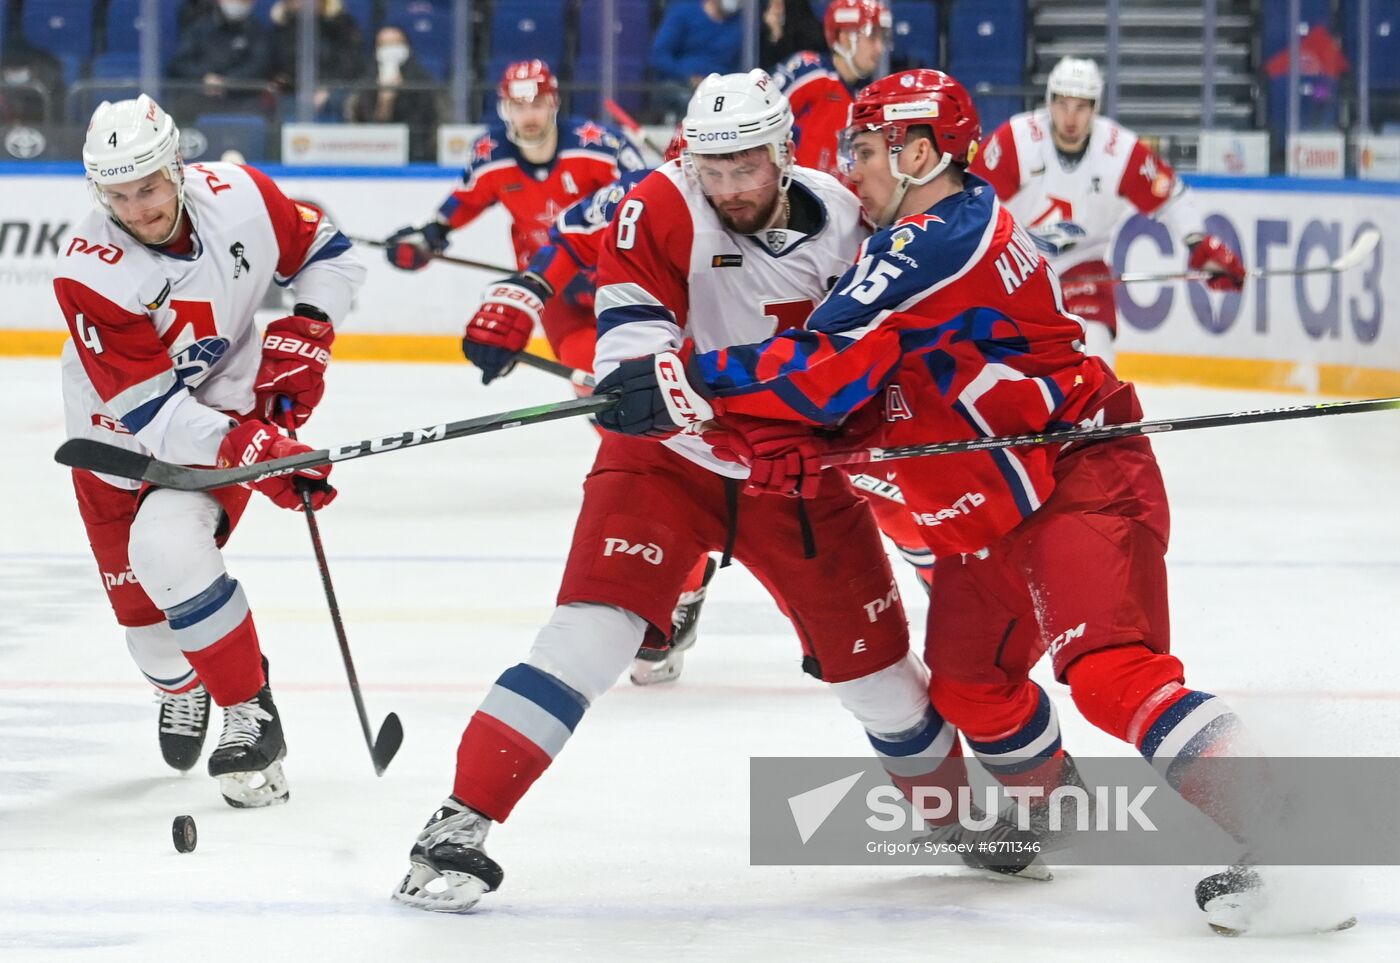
[218, 760, 290, 809]
[392, 861, 489, 913]
[629, 651, 685, 686]
[1209, 916, 1357, 938]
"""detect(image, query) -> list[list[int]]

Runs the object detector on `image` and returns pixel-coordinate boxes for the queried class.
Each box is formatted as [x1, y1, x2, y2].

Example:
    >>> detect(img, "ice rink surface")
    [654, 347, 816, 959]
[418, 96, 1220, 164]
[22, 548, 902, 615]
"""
[2, 357, 1398, 961]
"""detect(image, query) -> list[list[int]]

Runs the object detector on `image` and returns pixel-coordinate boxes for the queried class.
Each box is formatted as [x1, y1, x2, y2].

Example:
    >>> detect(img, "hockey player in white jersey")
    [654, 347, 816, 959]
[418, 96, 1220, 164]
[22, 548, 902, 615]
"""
[390, 70, 1042, 913]
[969, 56, 1247, 363]
[54, 96, 365, 807]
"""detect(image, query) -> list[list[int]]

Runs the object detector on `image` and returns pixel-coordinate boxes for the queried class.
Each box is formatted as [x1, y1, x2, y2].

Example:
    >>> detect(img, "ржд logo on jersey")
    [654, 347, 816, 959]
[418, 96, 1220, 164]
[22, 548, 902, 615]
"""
[602, 537, 664, 565]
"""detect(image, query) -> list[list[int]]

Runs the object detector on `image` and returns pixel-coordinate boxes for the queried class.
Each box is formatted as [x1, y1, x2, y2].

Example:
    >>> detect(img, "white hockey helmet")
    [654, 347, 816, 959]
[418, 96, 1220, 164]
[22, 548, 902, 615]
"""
[82, 95, 187, 240]
[1045, 57, 1103, 107]
[682, 70, 794, 193]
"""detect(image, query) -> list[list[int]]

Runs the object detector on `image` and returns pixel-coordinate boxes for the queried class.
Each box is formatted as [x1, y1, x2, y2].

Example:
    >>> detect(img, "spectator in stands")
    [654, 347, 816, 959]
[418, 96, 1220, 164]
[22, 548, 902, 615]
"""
[0, 33, 65, 125]
[269, 0, 368, 119]
[759, 0, 825, 70]
[345, 26, 441, 162]
[168, 0, 274, 114]
[649, 0, 744, 116]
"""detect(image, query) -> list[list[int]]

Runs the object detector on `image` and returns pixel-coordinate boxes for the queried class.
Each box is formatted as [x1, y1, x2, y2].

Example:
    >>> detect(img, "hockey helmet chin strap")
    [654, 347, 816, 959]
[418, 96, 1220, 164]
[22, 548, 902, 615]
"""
[877, 142, 952, 227]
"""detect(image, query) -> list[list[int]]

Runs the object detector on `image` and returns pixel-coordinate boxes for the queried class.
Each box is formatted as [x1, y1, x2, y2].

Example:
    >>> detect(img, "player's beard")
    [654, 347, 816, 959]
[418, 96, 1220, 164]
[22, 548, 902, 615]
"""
[712, 189, 782, 235]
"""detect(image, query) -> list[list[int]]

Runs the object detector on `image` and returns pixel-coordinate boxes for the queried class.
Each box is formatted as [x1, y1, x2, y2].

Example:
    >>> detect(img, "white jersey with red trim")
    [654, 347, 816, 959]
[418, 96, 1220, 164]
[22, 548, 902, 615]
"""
[971, 109, 1202, 274]
[593, 160, 868, 476]
[55, 162, 365, 487]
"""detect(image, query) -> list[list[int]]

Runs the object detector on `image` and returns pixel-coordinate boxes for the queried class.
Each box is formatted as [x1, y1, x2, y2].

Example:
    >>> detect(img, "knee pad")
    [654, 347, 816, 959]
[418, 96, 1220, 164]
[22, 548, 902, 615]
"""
[128, 489, 227, 611]
[829, 650, 929, 737]
[1064, 643, 1184, 742]
[526, 603, 648, 703]
[929, 675, 1040, 742]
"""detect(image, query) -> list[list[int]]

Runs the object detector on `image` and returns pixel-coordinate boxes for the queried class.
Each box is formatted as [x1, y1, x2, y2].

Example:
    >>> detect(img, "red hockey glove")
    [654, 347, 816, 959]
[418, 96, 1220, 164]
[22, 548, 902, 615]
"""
[462, 277, 547, 384]
[385, 220, 450, 271]
[253, 314, 335, 428]
[1188, 234, 1246, 292]
[704, 416, 826, 499]
[216, 420, 336, 511]
[594, 348, 716, 438]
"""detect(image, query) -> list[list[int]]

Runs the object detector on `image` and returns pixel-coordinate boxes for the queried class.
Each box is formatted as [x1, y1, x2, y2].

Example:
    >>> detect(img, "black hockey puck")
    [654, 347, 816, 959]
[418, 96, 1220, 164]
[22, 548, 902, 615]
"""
[172, 815, 197, 853]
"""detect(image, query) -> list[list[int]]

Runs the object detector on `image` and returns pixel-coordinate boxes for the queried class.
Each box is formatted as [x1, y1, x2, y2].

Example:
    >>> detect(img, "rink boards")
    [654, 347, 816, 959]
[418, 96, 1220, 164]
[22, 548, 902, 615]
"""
[1, 164, 1397, 395]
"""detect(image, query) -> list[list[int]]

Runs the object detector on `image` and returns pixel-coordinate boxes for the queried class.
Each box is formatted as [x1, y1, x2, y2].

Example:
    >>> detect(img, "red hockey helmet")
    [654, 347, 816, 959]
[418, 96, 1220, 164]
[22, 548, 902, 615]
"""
[498, 59, 559, 104]
[842, 69, 982, 224]
[848, 69, 981, 165]
[823, 0, 893, 51]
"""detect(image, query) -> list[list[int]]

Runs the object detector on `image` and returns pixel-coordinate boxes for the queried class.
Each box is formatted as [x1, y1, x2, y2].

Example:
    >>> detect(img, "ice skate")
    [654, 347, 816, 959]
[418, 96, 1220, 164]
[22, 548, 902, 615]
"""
[157, 683, 210, 771]
[919, 808, 1053, 881]
[1195, 864, 1356, 936]
[630, 557, 717, 686]
[392, 798, 504, 913]
[207, 683, 288, 808]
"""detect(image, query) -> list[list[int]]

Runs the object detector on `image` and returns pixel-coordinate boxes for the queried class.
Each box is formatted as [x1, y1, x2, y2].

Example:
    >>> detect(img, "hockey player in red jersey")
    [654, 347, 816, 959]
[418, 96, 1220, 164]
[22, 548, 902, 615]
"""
[968, 56, 1246, 363]
[391, 70, 1043, 914]
[55, 96, 365, 807]
[385, 59, 644, 373]
[772, 0, 892, 176]
[597, 69, 1312, 933]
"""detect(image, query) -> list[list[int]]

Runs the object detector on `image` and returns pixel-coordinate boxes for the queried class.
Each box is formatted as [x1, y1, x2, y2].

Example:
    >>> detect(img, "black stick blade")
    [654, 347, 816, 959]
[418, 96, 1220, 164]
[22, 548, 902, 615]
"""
[371, 712, 404, 776]
[55, 438, 155, 482]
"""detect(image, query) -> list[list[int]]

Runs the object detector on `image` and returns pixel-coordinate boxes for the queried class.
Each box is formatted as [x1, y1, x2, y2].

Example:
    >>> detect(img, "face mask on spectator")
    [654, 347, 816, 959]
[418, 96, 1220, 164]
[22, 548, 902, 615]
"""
[718, 0, 742, 13]
[220, 0, 255, 20]
[377, 44, 410, 69]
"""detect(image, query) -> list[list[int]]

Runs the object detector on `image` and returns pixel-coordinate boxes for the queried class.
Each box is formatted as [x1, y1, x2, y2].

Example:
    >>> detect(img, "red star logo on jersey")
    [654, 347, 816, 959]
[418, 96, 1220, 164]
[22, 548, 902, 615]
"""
[474, 134, 497, 161]
[800, 51, 822, 65]
[894, 212, 945, 231]
[575, 122, 606, 147]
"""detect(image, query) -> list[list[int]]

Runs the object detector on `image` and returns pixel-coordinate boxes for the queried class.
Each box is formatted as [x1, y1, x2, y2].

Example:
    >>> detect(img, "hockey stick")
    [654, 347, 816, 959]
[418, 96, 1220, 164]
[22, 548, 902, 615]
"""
[603, 97, 668, 160]
[280, 399, 402, 776]
[511, 351, 911, 503]
[1085, 227, 1380, 285]
[822, 395, 1400, 467]
[53, 394, 619, 492]
[516, 351, 598, 389]
[347, 235, 514, 273]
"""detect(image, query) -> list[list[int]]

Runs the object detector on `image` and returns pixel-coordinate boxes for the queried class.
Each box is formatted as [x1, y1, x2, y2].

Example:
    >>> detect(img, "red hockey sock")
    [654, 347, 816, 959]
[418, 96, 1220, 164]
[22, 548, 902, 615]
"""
[181, 612, 265, 706]
[452, 712, 555, 822]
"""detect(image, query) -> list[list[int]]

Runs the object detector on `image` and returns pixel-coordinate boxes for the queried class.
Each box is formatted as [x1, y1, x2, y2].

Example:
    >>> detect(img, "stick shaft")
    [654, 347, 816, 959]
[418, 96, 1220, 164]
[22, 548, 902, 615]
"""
[55, 393, 618, 491]
[347, 234, 513, 273]
[823, 396, 1400, 466]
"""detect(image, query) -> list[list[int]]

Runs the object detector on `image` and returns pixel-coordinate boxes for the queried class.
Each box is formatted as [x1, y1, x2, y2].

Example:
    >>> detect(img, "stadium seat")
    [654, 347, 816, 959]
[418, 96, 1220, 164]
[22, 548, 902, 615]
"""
[571, 55, 647, 119]
[104, 0, 182, 65]
[971, 93, 1020, 132]
[386, 0, 456, 75]
[947, 0, 1023, 82]
[1345, 0, 1400, 90]
[193, 113, 269, 162]
[576, 0, 652, 58]
[1262, 0, 1332, 60]
[890, 1, 938, 69]
[489, 0, 567, 71]
[90, 52, 141, 78]
[1267, 74, 1341, 132]
[21, 0, 98, 61]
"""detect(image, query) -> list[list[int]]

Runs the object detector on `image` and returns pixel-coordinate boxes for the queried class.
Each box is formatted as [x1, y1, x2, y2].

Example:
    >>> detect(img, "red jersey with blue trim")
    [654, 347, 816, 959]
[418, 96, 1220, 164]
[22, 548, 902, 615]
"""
[693, 175, 1119, 555]
[524, 166, 652, 313]
[438, 117, 645, 271]
[772, 51, 858, 176]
